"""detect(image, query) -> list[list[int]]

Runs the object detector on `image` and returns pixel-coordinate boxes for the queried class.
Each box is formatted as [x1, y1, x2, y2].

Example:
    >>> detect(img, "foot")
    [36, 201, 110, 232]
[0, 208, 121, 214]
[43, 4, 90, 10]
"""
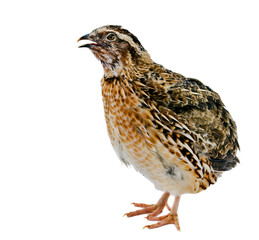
[144, 212, 180, 231]
[124, 192, 170, 219]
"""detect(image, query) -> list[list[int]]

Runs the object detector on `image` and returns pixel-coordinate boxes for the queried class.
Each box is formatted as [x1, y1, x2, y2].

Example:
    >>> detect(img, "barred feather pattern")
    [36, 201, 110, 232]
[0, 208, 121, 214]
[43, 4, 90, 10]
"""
[101, 61, 239, 194]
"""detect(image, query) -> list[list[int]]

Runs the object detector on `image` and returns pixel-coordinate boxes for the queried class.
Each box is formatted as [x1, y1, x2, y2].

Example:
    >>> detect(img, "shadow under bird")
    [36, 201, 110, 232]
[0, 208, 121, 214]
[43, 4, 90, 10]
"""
[78, 25, 239, 231]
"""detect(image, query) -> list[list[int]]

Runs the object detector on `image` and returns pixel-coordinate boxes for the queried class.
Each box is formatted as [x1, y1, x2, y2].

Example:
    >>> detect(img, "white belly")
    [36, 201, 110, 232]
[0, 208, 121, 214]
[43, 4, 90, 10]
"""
[110, 125, 198, 195]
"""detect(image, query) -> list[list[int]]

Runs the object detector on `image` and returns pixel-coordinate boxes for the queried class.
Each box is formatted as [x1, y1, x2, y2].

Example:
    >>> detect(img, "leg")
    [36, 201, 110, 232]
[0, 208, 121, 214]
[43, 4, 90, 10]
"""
[124, 192, 170, 218]
[144, 195, 181, 231]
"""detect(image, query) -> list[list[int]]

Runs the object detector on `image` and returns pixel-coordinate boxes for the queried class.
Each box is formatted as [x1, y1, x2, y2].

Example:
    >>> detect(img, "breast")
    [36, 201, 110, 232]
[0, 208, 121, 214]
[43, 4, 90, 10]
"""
[102, 78, 148, 167]
[101, 79, 203, 195]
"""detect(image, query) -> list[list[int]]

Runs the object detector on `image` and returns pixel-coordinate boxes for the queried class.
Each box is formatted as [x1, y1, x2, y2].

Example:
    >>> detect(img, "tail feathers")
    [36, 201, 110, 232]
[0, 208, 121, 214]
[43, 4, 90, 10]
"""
[210, 156, 239, 171]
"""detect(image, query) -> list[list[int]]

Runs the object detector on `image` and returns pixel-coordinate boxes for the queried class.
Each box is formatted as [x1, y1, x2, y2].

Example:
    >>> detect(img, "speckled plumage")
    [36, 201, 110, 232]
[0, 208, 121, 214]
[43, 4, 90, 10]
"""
[78, 25, 239, 230]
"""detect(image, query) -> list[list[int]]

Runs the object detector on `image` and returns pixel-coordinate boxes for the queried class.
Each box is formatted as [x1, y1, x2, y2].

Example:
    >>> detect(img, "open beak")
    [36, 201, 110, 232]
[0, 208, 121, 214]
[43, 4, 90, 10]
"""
[77, 33, 99, 48]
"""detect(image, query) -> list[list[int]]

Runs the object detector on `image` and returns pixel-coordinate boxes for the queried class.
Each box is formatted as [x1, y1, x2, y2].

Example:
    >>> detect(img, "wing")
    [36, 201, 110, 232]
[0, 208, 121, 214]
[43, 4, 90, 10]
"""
[166, 77, 239, 171]
[135, 66, 240, 172]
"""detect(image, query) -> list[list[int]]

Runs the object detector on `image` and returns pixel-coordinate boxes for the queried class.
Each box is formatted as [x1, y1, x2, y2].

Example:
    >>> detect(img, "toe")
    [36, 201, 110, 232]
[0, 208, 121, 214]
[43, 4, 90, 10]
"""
[144, 213, 180, 231]
[125, 205, 156, 217]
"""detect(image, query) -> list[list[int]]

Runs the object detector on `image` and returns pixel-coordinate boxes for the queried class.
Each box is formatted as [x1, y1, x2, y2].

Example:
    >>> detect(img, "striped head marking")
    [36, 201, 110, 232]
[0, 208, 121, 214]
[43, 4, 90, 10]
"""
[78, 25, 151, 76]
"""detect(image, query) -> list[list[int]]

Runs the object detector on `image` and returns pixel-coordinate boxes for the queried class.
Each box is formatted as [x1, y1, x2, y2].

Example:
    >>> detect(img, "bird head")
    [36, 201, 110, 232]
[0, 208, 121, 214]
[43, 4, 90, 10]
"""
[78, 25, 152, 76]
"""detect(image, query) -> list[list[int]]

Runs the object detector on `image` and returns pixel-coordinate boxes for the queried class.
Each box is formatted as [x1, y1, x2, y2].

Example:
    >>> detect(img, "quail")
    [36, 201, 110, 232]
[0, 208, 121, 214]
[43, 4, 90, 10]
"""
[78, 25, 239, 231]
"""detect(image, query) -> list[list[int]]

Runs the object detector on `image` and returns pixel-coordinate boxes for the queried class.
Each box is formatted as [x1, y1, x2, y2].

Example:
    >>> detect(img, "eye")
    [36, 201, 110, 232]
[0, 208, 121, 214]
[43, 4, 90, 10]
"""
[106, 33, 116, 41]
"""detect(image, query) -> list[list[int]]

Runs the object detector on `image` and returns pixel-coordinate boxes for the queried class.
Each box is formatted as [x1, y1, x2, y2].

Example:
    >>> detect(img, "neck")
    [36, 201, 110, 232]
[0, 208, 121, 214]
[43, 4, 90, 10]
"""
[102, 51, 153, 79]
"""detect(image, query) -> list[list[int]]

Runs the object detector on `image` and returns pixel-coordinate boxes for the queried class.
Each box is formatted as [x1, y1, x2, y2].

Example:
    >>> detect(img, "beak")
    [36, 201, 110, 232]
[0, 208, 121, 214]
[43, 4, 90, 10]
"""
[77, 34, 91, 48]
[77, 33, 99, 48]
[77, 33, 90, 43]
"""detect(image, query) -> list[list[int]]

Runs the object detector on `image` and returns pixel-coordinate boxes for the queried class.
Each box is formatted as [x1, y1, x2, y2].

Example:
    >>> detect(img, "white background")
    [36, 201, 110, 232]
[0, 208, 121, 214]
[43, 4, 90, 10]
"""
[0, 0, 258, 239]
